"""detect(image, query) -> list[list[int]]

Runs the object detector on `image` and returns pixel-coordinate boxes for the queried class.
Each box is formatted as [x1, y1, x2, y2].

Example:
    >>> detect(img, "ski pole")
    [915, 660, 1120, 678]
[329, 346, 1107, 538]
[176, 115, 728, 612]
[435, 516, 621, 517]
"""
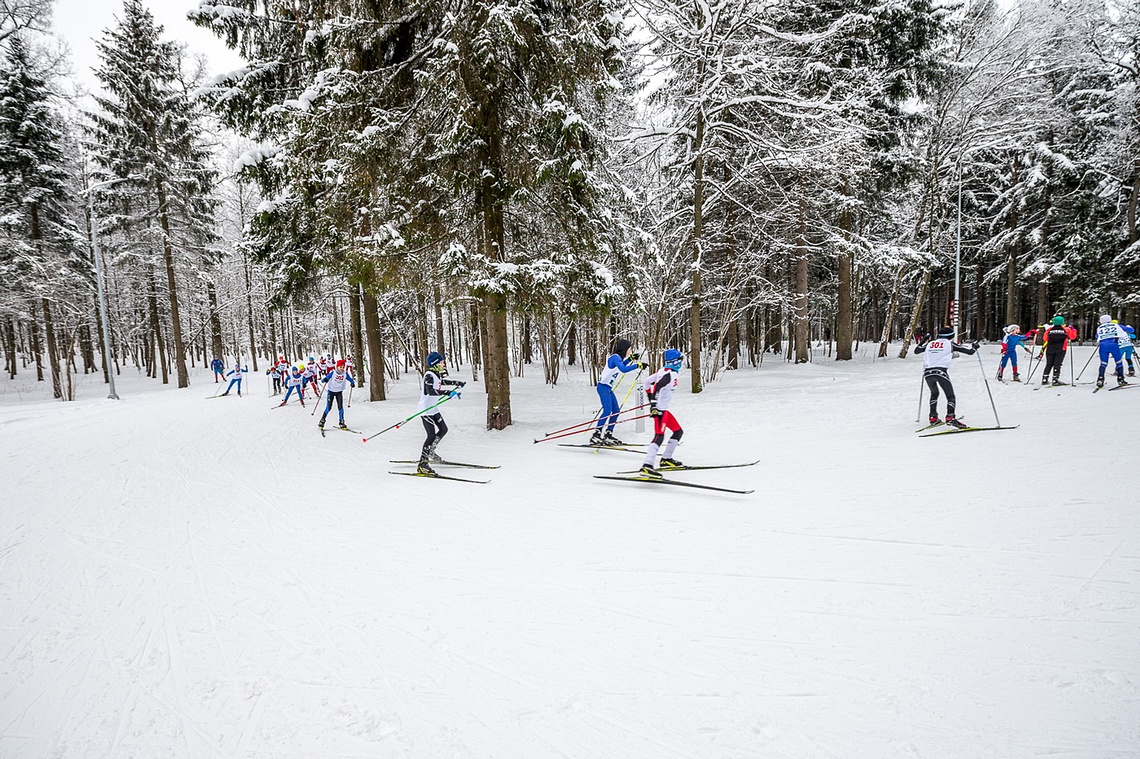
[362, 393, 457, 442]
[310, 381, 329, 416]
[347, 382, 353, 408]
[1075, 346, 1096, 381]
[915, 373, 925, 424]
[618, 367, 645, 408]
[1069, 343, 1075, 386]
[538, 403, 650, 440]
[1024, 347, 1045, 384]
[535, 414, 652, 443]
[976, 347, 1001, 427]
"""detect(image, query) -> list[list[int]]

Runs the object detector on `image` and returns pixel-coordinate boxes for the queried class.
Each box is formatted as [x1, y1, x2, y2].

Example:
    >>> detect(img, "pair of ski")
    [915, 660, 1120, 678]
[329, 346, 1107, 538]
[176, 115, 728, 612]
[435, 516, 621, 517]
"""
[389, 459, 500, 484]
[1093, 382, 1135, 394]
[558, 442, 646, 454]
[595, 460, 758, 494]
[320, 424, 359, 438]
[915, 422, 1019, 437]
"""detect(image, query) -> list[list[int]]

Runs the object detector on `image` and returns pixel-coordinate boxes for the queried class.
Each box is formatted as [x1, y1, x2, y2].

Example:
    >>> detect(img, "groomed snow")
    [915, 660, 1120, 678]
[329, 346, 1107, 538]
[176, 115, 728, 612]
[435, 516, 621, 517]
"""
[1, 345, 1137, 757]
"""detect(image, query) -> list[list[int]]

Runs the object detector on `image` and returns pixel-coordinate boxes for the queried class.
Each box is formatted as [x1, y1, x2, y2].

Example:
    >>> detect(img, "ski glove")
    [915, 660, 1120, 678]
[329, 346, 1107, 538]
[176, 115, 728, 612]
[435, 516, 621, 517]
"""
[447, 390, 461, 399]
[971, 342, 980, 350]
[638, 362, 649, 370]
[649, 403, 661, 417]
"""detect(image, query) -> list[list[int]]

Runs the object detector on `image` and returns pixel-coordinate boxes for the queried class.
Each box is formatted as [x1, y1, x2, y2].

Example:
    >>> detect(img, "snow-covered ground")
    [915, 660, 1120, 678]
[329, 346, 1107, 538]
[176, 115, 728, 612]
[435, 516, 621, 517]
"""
[1, 345, 1137, 758]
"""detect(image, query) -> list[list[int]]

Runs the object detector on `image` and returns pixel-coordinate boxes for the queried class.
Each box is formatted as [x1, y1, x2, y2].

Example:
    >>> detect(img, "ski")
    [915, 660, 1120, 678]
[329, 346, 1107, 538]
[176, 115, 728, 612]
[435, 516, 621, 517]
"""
[594, 474, 753, 495]
[1107, 383, 1136, 392]
[915, 422, 944, 433]
[617, 460, 759, 474]
[389, 459, 500, 469]
[558, 443, 645, 454]
[918, 424, 1020, 437]
[389, 471, 489, 484]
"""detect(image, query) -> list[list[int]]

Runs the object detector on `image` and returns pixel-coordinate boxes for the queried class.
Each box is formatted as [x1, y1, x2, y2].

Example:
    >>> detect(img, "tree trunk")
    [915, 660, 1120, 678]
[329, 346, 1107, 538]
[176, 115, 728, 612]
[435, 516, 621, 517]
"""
[567, 321, 576, 365]
[4, 315, 16, 379]
[349, 288, 364, 374]
[483, 294, 512, 429]
[433, 287, 446, 359]
[1128, 170, 1139, 246]
[1035, 282, 1048, 332]
[689, 91, 706, 393]
[207, 279, 224, 361]
[361, 288, 386, 401]
[155, 178, 188, 387]
[41, 298, 62, 398]
[522, 314, 532, 364]
[794, 212, 810, 364]
[878, 267, 905, 358]
[899, 268, 932, 359]
[242, 253, 258, 370]
[727, 319, 739, 369]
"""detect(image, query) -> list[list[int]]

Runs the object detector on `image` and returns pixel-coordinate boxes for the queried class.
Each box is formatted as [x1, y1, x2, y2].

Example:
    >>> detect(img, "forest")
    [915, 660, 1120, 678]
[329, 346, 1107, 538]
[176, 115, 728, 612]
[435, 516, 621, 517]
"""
[0, 0, 1137, 427]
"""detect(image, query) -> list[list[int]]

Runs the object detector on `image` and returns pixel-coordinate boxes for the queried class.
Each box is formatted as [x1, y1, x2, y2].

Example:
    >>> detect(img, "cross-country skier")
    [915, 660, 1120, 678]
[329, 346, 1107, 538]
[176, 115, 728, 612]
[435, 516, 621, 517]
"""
[1123, 325, 1136, 377]
[269, 355, 290, 394]
[998, 325, 1031, 382]
[279, 366, 306, 407]
[1095, 315, 1131, 389]
[219, 361, 246, 396]
[914, 327, 978, 429]
[416, 351, 465, 475]
[639, 349, 685, 478]
[591, 338, 646, 446]
[302, 361, 321, 397]
[318, 359, 356, 430]
[1040, 315, 1077, 386]
[211, 356, 225, 383]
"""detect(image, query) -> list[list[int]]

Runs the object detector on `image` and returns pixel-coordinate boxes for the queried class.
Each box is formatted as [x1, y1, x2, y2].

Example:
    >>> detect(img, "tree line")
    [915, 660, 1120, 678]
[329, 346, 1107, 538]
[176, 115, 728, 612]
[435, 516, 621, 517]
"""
[0, 0, 1137, 427]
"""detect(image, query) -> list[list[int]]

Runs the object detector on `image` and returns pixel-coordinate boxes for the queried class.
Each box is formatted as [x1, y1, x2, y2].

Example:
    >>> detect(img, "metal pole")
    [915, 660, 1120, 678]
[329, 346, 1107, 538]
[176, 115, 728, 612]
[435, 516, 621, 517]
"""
[954, 161, 962, 341]
[88, 194, 119, 400]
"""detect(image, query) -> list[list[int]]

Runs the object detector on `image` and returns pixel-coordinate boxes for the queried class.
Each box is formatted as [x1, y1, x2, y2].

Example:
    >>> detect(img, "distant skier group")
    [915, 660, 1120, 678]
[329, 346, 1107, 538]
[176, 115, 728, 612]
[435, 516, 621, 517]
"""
[915, 313, 1136, 432]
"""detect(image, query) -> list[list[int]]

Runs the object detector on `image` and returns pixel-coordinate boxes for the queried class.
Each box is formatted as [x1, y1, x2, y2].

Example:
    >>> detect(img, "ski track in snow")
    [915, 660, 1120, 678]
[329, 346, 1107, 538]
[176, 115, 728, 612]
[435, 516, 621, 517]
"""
[1, 346, 1138, 758]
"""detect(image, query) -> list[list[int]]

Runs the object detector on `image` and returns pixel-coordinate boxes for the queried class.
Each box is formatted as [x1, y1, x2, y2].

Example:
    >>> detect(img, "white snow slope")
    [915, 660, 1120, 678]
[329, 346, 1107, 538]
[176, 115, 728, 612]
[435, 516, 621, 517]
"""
[1, 345, 1137, 758]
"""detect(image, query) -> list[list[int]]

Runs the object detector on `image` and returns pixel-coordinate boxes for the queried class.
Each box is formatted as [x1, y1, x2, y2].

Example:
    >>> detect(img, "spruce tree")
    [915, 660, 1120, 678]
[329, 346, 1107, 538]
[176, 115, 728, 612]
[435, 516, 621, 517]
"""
[87, 0, 217, 389]
[0, 35, 85, 398]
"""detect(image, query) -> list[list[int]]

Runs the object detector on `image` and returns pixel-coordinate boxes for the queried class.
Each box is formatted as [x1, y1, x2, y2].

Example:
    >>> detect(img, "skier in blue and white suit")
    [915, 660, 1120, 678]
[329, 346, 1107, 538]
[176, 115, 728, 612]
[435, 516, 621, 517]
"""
[591, 338, 646, 447]
[318, 359, 355, 429]
[278, 366, 306, 407]
[220, 362, 245, 396]
[1095, 315, 1131, 389]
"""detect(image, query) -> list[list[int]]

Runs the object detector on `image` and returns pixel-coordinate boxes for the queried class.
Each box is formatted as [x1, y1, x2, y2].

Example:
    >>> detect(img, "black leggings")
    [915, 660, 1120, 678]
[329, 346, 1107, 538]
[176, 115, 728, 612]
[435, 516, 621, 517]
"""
[421, 413, 448, 457]
[925, 370, 956, 417]
[1042, 348, 1066, 379]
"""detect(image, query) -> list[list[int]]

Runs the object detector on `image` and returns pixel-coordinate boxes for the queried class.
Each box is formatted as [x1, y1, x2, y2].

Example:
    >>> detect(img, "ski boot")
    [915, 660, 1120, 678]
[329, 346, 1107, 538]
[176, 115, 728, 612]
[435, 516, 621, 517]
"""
[589, 430, 604, 447]
[638, 465, 662, 479]
[1129, 368, 1136, 377]
[1118, 376, 1129, 388]
[1041, 375, 1049, 386]
[945, 415, 968, 429]
[318, 417, 326, 429]
[602, 432, 624, 446]
[659, 458, 684, 470]
[237, 389, 242, 396]
[928, 415, 941, 426]
[1012, 373, 1021, 383]
[417, 459, 436, 475]
[1096, 376, 1105, 389]
[338, 420, 348, 430]
[220, 392, 229, 396]
[996, 370, 1003, 382]
[278, 399, 287, 407]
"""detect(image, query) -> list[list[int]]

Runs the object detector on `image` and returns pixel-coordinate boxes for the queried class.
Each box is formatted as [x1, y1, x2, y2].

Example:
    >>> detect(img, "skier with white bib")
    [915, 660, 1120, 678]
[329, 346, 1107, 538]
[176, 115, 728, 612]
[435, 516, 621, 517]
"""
[914, 327, 978, 429]
[417, 351, 466, 475]
[639, 348, 685, 478]
[591, 338, 645, 446]
[1095, 315, 1131, 389]
[318, 359, 355, 429]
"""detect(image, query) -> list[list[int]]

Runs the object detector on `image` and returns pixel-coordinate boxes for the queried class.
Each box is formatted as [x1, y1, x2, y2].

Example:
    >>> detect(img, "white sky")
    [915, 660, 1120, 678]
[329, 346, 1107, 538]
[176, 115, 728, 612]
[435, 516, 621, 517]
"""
[52, 0, 244, 95]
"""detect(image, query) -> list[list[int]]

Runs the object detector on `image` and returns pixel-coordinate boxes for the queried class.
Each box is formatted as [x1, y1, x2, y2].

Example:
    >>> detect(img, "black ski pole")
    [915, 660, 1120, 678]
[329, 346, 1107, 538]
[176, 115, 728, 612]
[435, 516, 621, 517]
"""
[915, 373, 925, 424]
[976, 346, 1001, 427]
[1076, 346, 1096, 381]
[1025, 347, 1044, 384]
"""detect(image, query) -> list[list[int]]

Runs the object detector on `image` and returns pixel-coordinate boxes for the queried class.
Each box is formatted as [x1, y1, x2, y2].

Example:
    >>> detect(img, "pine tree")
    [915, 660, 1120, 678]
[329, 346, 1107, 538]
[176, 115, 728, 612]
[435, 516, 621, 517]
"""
[86, 0, 217, 389]
[0, 35, 86, 399]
